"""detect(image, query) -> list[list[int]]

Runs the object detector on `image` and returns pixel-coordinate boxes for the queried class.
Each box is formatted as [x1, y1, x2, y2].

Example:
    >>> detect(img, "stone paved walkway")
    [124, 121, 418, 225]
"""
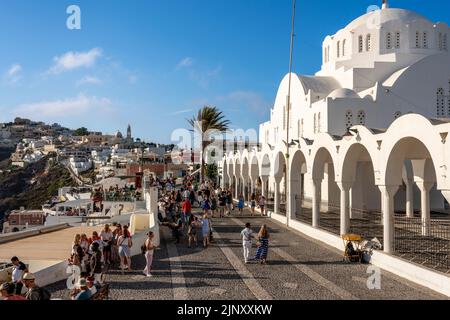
[47, 209, 448, 300]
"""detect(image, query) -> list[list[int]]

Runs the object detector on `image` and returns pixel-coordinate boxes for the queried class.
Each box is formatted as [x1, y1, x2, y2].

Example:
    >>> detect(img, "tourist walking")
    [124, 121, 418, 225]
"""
[259, 196, 266, 216]
[240, 223, 255, 264]
[250, 193, 256, 215]
[237, 194, 245, 215]
[254, 224, 270, 264]
[203, 196, 211, 216]
[201, 214, 212, 248]
[219, 191, 226, 218]
[143, 231, 158, 277]
[10, 256, 28, 295]
[171, 214, 183, 244]
[182, 198, 192, 227]
[100, 224, 113, 265]
[188, 216, 199, 248]
[118, 225, 133, 271]
[226, 191, 233, 215]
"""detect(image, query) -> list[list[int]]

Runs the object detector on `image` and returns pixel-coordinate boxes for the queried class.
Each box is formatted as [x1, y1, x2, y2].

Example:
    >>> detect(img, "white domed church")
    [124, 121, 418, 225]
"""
[222, 1, 450, 296]
[261, 0, 450, 143]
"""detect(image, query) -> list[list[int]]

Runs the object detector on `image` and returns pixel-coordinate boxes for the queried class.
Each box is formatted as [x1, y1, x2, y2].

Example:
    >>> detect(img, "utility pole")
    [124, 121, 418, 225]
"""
[286, 0, 297, 227]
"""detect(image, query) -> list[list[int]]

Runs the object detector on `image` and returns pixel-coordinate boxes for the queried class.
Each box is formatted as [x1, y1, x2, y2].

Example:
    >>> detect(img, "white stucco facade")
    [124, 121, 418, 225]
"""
[221, 2, 450, 295]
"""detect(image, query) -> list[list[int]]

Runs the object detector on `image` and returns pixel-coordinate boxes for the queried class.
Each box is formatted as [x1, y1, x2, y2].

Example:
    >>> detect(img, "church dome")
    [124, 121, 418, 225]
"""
[115, 131, 123, 139]
[345, 8, 430, 32]
[328, 88, 359, 99]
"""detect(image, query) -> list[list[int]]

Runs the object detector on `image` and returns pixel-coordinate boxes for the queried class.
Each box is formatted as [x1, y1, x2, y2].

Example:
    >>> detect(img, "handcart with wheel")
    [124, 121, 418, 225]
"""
[342, 234, 363, 262]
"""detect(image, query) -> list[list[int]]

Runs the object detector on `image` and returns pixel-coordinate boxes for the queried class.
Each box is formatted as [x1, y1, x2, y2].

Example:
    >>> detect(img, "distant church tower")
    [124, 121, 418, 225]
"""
[127, 124, 132, 140]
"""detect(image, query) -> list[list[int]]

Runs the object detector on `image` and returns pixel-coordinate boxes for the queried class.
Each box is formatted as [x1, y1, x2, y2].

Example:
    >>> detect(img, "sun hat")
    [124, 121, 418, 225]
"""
[22, 273, 36, 281]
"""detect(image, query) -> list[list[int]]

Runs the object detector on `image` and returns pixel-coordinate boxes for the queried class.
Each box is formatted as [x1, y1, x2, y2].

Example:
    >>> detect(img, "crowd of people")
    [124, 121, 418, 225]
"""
[1, 175, 273, 301]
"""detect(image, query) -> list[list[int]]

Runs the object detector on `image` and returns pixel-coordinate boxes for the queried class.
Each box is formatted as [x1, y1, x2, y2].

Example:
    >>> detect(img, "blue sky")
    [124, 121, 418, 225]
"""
[1, 0, 450, 143]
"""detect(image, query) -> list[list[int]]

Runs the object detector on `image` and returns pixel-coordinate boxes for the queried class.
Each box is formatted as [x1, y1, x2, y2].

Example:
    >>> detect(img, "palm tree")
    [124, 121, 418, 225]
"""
[187, 106, 230, 183]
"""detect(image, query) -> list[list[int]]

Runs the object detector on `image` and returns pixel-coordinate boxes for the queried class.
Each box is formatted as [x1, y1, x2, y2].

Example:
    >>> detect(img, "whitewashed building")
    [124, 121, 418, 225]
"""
[222, 1, 450, 296]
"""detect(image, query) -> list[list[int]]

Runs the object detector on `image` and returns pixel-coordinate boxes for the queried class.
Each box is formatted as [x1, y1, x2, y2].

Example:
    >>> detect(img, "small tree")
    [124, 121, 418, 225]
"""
[205, 163, 218, 183]
[73, 127, 89, 136]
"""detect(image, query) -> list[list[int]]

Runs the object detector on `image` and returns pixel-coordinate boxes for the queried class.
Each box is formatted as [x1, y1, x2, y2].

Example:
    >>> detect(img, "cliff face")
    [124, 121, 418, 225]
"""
[0, 156, 77, 219]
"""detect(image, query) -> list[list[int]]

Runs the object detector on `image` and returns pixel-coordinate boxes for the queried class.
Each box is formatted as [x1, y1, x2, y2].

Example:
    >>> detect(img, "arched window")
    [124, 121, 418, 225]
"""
[357, 110, 366, 125]
[324, 47, 327, 63]
[345, 111, 353, 129]
[444, 34, 448, 51]
[358, 35, 363, 53]
[395, 32, 401, 49]
[439, 32, 443, 50]
[366, 34, 371, 51]
[337, 41, 340, 58]
[394, 111, 402, 119]
[423, 32, 428, 48]
[297, 119, 301, 138]
[342, 39, 346, 57]
[327, 45, 330, 62]
[415, 31, 421, 48]
[437, 88, 445, 117]
[386, 32, 392, 49]
[301, 119, 304, 137]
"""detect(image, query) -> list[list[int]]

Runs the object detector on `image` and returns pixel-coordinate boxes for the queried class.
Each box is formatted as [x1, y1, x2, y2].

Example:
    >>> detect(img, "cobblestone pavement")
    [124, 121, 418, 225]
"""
[47, 209, 448, 300]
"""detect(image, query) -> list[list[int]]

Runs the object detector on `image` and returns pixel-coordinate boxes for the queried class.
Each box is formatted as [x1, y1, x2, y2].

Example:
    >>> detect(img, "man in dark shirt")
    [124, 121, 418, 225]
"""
[22, 273, 51, 300]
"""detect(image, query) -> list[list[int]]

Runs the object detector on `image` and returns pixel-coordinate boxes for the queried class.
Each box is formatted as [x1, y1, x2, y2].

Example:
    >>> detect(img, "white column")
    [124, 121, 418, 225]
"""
[312, 179, 321, 228]
[261, 177, 267, 198]
[405, 179, 414, 218]
[274, 181, 280, 214]
[234, 177, 239, 199]
[338, 182, 352, 236]
[378, 185, 399, 254]
[416, 181, 434, 236]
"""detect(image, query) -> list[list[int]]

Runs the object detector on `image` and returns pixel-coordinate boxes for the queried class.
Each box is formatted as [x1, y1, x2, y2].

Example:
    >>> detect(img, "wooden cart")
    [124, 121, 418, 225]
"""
[342, 234, 363, 263]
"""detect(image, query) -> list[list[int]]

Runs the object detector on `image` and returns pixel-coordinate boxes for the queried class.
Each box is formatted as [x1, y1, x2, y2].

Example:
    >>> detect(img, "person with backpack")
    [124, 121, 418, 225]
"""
[22, 273, 51, 300]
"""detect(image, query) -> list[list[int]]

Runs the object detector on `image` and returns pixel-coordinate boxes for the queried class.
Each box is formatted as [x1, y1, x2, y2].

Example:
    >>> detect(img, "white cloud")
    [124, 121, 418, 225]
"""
[176, 57, 194, 69]
[13, 94, 112, 118]
[5, 64, 23, 83]
[49, 48, 102, 74]
[77, 76, 102, 86]
[226, 91, 267, 112]
[168, 108, 194, 116]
